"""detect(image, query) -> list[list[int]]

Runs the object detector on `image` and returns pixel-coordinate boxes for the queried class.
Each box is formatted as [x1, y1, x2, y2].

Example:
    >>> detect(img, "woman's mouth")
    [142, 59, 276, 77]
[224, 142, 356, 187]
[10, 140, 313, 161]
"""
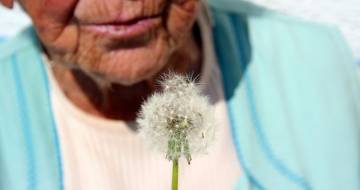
[82, 15, 162, 41]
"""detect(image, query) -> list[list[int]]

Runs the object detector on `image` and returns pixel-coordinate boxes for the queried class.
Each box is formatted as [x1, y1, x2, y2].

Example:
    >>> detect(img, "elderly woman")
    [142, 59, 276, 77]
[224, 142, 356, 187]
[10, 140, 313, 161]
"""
[0, 0, 359, 190]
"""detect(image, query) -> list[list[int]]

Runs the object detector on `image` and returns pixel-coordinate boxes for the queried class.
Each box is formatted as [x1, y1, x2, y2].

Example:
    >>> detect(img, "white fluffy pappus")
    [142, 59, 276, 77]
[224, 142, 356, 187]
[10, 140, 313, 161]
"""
[136, 73, 215, 164]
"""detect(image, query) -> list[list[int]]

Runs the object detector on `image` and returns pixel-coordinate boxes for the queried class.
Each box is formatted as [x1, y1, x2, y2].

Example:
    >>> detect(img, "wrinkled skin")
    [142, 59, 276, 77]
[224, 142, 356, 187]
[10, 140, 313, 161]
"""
[2, 0, 202, 120]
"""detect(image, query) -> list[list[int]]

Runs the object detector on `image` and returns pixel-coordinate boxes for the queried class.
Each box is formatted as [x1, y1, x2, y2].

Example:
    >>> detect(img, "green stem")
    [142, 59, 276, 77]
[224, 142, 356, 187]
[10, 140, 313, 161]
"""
[172, 159, 179, 190]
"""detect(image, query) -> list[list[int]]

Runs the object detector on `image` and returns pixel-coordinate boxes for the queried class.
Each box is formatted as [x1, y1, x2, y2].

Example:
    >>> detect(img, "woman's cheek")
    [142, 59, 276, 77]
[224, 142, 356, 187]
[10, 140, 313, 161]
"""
[26, 0, 79, 53]
[167, 0, 199, 44]
[42, 0, 78, 22]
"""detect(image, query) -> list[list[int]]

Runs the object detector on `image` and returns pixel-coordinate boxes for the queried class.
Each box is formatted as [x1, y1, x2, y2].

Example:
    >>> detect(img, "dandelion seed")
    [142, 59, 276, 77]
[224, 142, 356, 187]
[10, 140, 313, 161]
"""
[136, 72, 215, 190]
[137, 73, 215, 162]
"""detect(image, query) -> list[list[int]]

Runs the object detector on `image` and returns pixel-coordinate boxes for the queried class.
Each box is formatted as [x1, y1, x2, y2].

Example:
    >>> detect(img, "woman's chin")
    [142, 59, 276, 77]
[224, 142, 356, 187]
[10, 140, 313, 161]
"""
[98, 61, 165, 86]
[75, 33, 172, 86]
[96, 50, 169, 86]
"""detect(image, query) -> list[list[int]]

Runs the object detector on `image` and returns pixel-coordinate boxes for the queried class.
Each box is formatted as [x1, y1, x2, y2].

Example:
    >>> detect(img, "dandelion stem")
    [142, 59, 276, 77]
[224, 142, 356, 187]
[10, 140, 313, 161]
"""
[172, 159, 179, 190]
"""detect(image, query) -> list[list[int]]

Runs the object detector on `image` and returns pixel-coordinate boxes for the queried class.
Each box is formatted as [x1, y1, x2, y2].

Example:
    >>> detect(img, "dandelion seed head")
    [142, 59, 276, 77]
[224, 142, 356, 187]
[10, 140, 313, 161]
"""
[137, 73, 215, 163]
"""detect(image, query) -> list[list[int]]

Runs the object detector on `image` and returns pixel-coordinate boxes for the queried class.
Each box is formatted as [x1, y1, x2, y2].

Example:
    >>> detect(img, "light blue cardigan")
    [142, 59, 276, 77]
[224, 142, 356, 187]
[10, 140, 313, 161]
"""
[0, 2, 359, 190]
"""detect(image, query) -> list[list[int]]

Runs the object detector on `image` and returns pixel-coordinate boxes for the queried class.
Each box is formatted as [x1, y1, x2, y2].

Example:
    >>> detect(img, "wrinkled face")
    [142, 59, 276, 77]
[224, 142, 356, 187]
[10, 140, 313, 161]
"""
[19, 0, 200, 85]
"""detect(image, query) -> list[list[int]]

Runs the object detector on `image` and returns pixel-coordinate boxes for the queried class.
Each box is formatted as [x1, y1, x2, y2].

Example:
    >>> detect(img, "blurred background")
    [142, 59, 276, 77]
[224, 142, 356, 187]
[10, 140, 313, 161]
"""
[1, 0, 360, 64]
[0, 3, 30, 42]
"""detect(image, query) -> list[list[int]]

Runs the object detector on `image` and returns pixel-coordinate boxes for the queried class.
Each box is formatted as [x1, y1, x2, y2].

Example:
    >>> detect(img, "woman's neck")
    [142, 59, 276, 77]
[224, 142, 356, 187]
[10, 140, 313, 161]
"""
[51, 31, 202, 121]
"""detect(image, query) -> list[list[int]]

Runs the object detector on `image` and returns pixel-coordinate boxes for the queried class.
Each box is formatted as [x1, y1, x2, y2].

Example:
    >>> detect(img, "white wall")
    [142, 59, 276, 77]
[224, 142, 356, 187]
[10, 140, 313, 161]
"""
[0, 4, 30, 39]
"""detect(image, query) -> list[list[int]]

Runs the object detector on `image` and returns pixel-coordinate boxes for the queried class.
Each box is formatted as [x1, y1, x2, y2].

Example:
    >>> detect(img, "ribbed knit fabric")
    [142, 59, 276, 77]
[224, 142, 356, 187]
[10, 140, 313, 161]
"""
[45, 7, 241, 190]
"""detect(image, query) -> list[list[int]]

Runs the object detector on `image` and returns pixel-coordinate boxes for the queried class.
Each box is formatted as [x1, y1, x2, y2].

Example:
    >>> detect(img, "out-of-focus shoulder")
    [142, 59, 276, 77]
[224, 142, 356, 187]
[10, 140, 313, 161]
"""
[208, 0, 345, 36]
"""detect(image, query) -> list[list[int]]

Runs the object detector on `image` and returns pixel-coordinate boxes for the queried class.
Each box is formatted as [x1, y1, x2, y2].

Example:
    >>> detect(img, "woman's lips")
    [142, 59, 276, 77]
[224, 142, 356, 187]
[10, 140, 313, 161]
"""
[82, 16, 162, 41]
